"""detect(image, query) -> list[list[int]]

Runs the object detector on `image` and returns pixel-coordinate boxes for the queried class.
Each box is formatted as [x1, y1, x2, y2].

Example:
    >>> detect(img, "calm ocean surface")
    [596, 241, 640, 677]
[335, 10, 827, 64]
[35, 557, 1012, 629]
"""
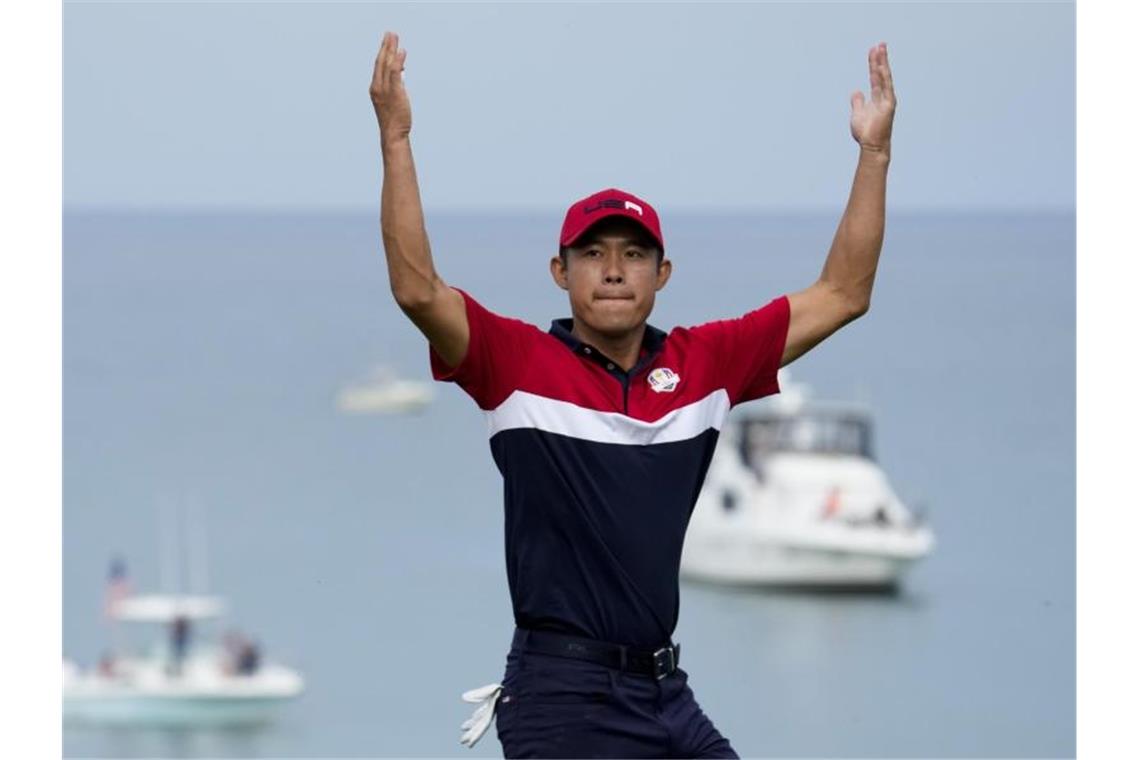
[63, 210, 1074, 758]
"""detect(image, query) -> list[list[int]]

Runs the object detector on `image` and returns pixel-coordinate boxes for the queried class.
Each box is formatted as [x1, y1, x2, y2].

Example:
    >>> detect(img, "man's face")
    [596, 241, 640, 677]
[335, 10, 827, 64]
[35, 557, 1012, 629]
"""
[550, 217, 672, 337]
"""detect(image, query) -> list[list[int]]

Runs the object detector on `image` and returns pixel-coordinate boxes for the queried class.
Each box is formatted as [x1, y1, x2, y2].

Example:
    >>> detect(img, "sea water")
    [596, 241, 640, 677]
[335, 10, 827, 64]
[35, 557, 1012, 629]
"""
[63, 210, 1074, 758]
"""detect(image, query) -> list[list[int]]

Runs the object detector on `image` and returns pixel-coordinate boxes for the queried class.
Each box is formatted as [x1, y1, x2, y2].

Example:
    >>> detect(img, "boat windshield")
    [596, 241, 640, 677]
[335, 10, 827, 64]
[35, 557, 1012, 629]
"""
[738, 413, 874, 461]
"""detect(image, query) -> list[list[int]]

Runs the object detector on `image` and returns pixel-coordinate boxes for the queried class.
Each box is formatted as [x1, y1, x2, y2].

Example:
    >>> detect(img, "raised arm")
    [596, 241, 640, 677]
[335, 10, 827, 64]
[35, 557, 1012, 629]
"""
[782, 42, 897, 366]
[370, 31, 469, 368]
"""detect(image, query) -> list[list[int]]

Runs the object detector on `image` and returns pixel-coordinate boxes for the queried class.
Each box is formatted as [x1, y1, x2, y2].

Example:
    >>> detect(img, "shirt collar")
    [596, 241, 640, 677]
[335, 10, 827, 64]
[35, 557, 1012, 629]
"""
[549, 318, 667, 371]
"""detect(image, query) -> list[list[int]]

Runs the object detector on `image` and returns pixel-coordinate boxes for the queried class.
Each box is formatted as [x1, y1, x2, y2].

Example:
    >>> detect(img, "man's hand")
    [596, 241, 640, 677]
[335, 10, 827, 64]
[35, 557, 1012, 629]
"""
[370, 31, 411, 144]
[849, 42, 897, 153]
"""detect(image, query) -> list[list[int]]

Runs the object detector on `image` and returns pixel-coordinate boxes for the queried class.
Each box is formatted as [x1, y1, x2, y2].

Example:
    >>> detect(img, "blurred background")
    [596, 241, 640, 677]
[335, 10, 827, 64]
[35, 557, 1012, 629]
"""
[63, 2, 1074, 758]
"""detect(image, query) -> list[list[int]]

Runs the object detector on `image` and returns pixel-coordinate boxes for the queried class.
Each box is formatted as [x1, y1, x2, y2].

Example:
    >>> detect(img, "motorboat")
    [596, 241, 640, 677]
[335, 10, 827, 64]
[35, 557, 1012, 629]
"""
[63, 592, 304, 726]
[65, 504, 304, 727]
[336, 365, 433, 414]
[680, 371, 934, 589]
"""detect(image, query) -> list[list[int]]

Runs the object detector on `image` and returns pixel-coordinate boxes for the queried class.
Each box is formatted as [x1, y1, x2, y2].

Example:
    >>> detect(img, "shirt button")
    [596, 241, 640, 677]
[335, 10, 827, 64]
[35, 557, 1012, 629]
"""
[606, 363, 615, 370]
[583, 347, 592, 355]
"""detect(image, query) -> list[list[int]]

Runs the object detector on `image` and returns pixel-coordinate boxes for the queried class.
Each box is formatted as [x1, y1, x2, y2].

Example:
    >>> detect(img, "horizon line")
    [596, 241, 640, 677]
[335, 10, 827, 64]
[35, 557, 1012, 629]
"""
[62, 203, 1076, 217]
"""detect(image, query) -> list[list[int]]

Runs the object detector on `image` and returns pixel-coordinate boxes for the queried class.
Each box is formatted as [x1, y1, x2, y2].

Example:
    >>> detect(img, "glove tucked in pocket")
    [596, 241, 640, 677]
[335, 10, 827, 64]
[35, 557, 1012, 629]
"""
[459, 682, 502, 748]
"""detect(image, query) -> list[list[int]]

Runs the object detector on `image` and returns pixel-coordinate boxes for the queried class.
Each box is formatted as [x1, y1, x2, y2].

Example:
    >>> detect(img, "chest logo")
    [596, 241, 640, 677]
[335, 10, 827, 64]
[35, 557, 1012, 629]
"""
[647, 367, 680, 393]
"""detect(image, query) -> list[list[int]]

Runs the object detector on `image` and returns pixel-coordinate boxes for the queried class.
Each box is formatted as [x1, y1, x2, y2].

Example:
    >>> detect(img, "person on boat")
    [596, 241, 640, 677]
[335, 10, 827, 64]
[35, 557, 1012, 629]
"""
[220, 629, 243, 675]
[370, 31, 896, 758]
[220, 629, 260, 676]
[237, 639, 261, 675]
[822, 486, 844, 520]
[97, 650, 118, 679]
[167, 614, 190, 677]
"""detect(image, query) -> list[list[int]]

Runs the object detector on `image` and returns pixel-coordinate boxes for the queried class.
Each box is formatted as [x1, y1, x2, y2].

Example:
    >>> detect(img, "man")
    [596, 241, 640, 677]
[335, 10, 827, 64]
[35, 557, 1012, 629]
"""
[167, 614, 190, 678]
[370, 31, 896, 759]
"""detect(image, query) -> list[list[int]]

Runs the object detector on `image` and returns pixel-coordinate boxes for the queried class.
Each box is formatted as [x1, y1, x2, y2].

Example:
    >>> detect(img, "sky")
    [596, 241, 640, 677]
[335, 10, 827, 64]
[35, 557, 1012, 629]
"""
[63, 1, 1074, 213]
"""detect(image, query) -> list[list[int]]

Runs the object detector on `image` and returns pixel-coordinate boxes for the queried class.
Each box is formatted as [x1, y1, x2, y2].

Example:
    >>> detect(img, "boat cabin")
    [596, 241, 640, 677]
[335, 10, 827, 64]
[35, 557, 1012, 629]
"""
[737, 408, 875, 467]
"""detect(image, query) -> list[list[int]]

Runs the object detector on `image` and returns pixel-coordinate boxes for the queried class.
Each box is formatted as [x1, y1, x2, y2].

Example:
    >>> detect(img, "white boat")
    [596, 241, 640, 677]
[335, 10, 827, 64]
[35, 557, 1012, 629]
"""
[64, 593, 304, 727]
[681, 372, 934, 589]
[336, 365, 433, 414]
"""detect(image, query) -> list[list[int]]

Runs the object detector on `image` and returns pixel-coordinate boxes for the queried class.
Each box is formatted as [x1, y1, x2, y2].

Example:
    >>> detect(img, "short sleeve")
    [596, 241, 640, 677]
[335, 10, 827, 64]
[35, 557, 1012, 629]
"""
[688, 295, 790, 406]
[428, 288, 534, 410]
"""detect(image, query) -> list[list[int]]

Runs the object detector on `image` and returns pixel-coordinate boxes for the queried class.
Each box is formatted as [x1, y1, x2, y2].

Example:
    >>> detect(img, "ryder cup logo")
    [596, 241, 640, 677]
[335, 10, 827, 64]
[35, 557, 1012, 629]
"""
[647, 367, 680, 393]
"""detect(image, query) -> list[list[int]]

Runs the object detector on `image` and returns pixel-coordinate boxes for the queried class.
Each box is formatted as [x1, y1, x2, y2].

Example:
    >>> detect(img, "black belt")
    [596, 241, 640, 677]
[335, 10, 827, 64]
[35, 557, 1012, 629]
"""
[513, 627, 681, 681]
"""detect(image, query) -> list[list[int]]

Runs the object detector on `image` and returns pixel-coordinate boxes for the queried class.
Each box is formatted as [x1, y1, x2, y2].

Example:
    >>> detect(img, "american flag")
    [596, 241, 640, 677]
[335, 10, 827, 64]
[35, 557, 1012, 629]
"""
[103, 556, 132, 619]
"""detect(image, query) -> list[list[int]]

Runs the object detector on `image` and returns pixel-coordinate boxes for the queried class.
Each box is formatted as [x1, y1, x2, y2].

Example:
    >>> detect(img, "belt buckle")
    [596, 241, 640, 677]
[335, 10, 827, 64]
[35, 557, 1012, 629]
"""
[651, 646, 675, 680]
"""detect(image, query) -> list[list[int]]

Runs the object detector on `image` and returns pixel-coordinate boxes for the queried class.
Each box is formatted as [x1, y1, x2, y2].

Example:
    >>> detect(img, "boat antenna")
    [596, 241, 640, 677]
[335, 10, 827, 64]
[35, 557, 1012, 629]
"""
[188, 495, 211, 596]
[179, 494, 192, 598]
[159, 494, 178, 596]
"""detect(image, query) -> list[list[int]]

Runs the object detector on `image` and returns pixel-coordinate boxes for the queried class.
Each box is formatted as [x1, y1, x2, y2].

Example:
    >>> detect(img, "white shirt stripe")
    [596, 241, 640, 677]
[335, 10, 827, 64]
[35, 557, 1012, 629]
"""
[485, 389, 731, 446]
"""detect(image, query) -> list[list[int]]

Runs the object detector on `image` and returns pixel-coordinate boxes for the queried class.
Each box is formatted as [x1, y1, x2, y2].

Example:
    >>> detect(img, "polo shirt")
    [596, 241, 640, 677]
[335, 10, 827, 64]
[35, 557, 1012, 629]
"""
[430, 288, 790, 647]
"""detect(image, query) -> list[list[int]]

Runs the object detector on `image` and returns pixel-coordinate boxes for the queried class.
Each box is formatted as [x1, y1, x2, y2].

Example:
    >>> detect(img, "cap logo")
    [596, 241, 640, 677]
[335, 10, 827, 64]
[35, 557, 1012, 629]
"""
[584, 199, 640, 215]
[647, 367, 680, 393]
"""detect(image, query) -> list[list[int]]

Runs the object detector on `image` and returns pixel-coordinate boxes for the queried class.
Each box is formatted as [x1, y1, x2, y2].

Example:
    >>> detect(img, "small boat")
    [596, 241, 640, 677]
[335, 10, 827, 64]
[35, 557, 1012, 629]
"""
[65, 504, 304, 727]
[63, 592, 304, 727]
[336, 365, 433, 414]
[680, 371, 934, 589]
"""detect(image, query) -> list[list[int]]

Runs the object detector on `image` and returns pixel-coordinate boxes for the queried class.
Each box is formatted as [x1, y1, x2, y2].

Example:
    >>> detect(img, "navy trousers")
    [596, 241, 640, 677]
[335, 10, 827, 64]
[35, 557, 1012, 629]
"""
[495, 628, 739, 759]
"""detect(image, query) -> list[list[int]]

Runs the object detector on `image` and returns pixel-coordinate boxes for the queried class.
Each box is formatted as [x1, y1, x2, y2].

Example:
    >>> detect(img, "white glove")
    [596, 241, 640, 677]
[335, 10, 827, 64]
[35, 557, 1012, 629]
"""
[459, 682, 503, 748]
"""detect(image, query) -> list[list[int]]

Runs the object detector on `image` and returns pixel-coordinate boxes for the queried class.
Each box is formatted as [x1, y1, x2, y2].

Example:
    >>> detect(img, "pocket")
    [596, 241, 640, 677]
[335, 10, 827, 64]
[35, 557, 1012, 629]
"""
[513, 654, 614, 706]
[496, 695, 608, 759]
[514, 679, 612, 706]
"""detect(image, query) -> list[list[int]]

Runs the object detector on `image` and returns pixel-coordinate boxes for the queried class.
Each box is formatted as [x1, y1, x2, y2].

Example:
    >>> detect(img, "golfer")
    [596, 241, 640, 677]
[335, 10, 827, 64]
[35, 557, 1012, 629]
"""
[370, 31, 896, 759]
